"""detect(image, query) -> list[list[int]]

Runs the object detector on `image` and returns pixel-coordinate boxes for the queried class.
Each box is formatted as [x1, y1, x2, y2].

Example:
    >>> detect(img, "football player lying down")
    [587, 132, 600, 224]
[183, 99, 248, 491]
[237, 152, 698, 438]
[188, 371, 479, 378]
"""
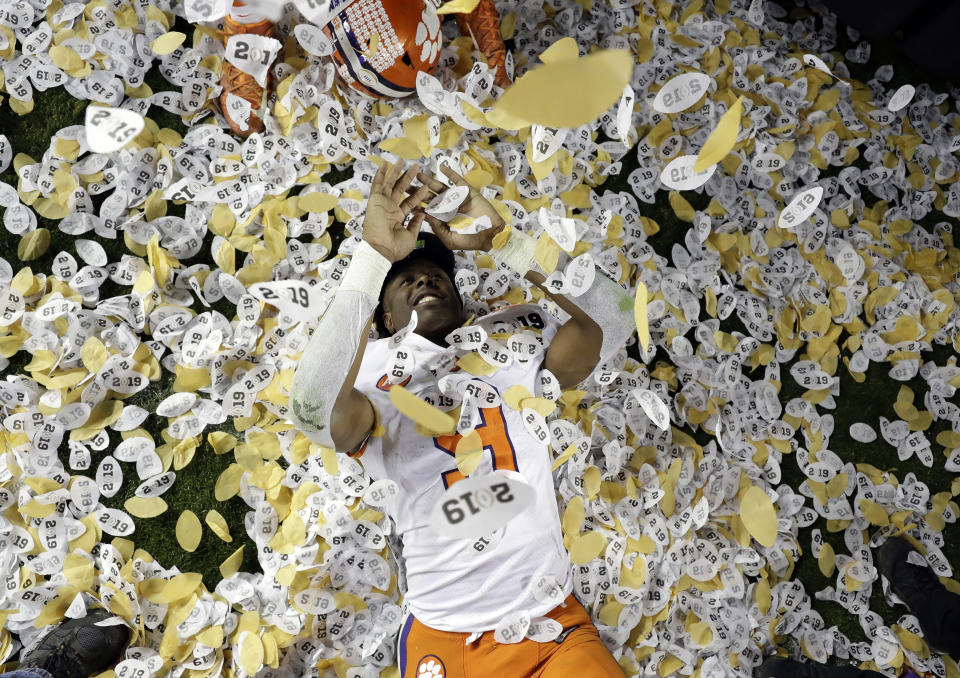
[290, 158, 634, 677]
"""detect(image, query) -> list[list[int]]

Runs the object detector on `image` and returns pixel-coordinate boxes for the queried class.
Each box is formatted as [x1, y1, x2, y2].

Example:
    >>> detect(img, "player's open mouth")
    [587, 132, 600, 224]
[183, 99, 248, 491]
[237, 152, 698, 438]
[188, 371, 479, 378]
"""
[413, 293, 443, 307]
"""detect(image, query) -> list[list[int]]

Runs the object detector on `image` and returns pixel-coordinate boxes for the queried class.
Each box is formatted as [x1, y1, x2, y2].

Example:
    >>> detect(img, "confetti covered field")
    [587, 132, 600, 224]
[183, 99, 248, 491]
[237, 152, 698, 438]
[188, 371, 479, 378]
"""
[1, 0, 960, 677]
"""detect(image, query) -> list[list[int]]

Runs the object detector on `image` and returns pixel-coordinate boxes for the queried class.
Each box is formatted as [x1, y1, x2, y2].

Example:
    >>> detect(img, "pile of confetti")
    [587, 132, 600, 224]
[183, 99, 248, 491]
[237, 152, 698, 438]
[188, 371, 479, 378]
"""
[2, 0, 960, 676]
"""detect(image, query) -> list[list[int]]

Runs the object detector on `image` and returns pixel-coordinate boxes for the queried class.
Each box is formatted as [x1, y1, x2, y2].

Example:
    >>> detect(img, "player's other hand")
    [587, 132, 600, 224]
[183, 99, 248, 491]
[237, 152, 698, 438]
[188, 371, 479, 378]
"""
[412, 166, 506, 253]
[362, 158, 434, 263]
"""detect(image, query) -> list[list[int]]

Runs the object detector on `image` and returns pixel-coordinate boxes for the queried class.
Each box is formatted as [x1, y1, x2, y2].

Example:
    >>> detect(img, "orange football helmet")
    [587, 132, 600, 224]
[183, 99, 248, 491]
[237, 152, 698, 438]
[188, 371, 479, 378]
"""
[323, 0, 443, 98]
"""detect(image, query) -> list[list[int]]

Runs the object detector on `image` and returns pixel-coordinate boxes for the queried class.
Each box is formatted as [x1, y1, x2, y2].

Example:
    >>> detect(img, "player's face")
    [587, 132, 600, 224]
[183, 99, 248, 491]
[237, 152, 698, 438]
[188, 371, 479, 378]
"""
[382, 259, 464, 345]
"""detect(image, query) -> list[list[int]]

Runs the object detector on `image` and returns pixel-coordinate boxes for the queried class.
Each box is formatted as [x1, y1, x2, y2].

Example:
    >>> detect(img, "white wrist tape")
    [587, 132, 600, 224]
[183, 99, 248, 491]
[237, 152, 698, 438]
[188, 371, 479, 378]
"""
[492, 227, 634, 365]
[489, 226, 539, 276]
[574, 271, 636, 365]
[339, 240, 392, 298]
[289, 242, 388, 450]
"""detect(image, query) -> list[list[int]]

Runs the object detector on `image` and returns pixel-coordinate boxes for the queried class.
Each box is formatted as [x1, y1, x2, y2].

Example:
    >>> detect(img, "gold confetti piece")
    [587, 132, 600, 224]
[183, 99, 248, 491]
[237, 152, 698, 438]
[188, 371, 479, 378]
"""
[437, 0, 481, 14]
[489, 49, 633, 128]
[175, 510, 202, 552]
[504, 385, 532, 410]
[208, 431, 237, 455]
[519, 397, 557, 417]
[389, 385, 456, 434]
[220, 545, 245, 579]
[150, 31, 186, 55]
[938, 431, 960, 449]
[551, 443, 577, 471]
[569, 531, 606, 564]
[668, 190, 695, 222]
[694, 96, 744, 173]
[534, 232, 561, 275]
[18, 228, 50, 261]
[125, 496, 168, 518]
[818, 542, 836, 577]
[755, 577, 771, 615]
[859, 498, 890, 527]
[634, 281, 650, 355]
[239, 631, 264, 676]
[455, 430, 484, 476]
[205, 510, 232, 542]
[457, 352, 499, 376]
[538, 36, 580, 64]
[366, 31, 379, 58]
[64, 553, 95, 590]
[562, 496, 585, 534]
[584, 466, 601, 500]
[740, 486, 777, 547]
[163, 573, 203, 602]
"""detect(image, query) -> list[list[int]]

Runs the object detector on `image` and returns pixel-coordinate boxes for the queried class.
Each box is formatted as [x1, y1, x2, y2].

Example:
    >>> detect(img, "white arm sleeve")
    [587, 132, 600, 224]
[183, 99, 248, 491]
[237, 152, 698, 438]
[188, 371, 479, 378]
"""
[489, 226, 635, 365]
[289, 241, 391, 448]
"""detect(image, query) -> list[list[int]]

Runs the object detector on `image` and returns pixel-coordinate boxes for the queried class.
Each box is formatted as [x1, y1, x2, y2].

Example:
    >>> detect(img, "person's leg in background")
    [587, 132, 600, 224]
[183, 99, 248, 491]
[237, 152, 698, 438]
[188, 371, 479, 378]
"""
[10, 608, 129, 678]
[756, 657, 886, 678]
[219, 1, 278, 137]
[535, 594, 625, 678]
[0, 669, 55, 678]
[877, 537, 960, 660]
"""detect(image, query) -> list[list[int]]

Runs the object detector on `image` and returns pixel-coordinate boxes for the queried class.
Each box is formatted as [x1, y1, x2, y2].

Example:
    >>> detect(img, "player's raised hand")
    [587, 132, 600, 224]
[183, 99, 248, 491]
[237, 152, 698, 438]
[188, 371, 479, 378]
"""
[362, 158, 434, 263]
[412, 167, 506, 253]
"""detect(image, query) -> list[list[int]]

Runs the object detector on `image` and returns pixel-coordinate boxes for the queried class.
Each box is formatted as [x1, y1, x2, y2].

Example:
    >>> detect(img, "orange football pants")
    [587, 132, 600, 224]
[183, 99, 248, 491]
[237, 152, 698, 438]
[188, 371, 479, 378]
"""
[398, 593, 625, 678]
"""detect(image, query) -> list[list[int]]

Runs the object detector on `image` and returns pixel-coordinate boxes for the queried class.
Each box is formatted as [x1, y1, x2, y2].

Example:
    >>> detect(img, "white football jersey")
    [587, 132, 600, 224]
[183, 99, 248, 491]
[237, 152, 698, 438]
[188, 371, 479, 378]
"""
[351, 304, 573, 632]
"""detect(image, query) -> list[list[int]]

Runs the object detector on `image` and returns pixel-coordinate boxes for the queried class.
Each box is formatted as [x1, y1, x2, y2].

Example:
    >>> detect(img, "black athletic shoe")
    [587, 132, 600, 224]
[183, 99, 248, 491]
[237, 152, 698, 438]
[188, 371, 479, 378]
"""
[876, 536, 950, 652]
[757, 657, 885, 678]
[18, 608, 129, 678]
[757, 657, 834, 678]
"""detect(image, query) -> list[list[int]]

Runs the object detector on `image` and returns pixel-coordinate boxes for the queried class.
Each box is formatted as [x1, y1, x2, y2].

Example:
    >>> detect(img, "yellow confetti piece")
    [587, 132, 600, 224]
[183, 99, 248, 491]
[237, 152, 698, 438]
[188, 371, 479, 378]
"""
[668, 190, 695, 222]
[220, 545, 245, 579]
[569, 531, 606, 564]
[551, 443, 578, 471]
[389, 385, 455, 434]
[18, 228, 50, 261]
[634, 281, 650, 355]
[124, 496, 168, 518]
[739, 486, 777, 547]
[755, 577, 771, 615]
[859, 498, 890, 527]
[175, 510, 202, 552]
[208, 431, 237, 455]
[205, 510, 233, 542]
[239, 632, 264, 676]
[150, 31, 186, 55]
[563, 496, 585, 534]
[455, 430, 484, 476]
[504, 384, 532, 410]
[437, 0, 481, 13]
[519, 397, 557, 417]
[694, 96, 744, 172]
[538, 36, 580, 64]
[534, 232, 561, 275]
[457, 352, 499, 376]
[366, 31, 379, 59]
[489, 49, 633, 128]
[818, 542, 836, 577]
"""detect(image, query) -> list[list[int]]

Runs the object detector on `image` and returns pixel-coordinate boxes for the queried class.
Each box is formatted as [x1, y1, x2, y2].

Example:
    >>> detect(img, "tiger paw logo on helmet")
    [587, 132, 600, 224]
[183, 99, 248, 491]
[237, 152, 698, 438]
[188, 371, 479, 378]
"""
[416, 655, 445, 678]
[414, 5, 441, 63]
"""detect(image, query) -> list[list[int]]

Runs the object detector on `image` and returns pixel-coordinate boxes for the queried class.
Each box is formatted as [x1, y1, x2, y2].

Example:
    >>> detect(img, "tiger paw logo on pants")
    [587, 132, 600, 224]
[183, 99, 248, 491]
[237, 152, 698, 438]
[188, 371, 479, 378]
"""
[416, 655, 445, 677]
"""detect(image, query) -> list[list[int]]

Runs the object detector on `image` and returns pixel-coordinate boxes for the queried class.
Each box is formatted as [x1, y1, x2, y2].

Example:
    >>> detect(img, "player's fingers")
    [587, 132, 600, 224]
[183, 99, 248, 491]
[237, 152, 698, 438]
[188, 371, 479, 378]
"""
[400, 184, 433, 216]
[370, 159, 390, 194]
[440, 164, 469, 186]
[383, 157, 405, 192]
[392, 165, 420, 202]
[405, 210, 426, 237]
[415, 171, 447, 194]
[421, 213, 446, 230]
